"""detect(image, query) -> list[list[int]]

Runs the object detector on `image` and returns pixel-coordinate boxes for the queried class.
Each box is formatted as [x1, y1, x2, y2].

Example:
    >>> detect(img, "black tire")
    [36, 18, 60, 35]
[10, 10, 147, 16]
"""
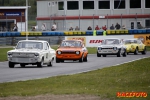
[123, 50, 127, 57]
[134, 47, 138, 55]
[142, 47, 146, 55]
[83, 55, 88, 62]
[102, 55, 106, 57]
[20, 64, 25, 67]
[117, 50, 121, 57]
[47, 58, 54, 67]
[9, 61, 15, 68]
[79, 54, 83, 62]
[97, 52, 101, 57]
[56, 57, 60, 63]
[61, 60, 64, 62]
[37, 58, 44, 68]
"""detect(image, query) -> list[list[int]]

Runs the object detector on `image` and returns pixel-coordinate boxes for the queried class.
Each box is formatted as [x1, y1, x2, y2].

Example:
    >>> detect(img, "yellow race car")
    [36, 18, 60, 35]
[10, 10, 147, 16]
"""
[123, 39, 146, 55]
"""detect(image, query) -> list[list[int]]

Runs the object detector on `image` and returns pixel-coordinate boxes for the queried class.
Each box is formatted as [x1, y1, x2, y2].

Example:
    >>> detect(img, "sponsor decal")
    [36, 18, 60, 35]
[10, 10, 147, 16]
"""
[134, 34, 150, 46]
[89, 40, 103, 43]
[5, 12, 21, 16]
[117, 92, 147, 98]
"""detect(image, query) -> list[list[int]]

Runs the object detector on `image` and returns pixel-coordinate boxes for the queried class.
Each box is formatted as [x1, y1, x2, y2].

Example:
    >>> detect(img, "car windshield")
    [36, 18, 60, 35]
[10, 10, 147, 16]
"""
[102, 39, 120, 45]
[60, 41, 82, 47]
[16, 41, 43, 49]
[124, 40, 137, 44]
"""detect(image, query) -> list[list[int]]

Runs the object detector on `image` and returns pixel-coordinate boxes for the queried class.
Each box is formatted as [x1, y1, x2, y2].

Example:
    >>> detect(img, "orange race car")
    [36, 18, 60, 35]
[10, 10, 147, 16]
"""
[56, 40, 88, 63]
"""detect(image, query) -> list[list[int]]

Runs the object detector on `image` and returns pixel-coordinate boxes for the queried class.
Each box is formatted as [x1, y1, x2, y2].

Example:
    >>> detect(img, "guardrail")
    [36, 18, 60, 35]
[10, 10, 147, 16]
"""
[0, 29, 150, 37]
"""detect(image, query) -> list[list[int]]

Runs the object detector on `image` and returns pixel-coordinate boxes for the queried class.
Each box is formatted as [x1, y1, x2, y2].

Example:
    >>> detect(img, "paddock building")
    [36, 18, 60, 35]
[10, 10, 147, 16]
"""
[36, 0, 150, 31]
[0, 6, 27, 32]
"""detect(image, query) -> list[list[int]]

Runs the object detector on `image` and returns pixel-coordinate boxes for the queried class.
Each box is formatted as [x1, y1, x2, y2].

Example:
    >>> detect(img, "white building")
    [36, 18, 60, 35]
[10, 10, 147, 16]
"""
[36, 0, 150, 31]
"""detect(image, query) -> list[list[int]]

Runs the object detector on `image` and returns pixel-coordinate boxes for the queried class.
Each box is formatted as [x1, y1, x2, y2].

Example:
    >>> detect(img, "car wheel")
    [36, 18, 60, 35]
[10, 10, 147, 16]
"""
[123, 50, 127, 57]
[37, 58, 44, 68]
[47, 58, 54, 67]
[56, 57, 60, 63]
[134, 47, 138, 55]
[117, 50, 121, 57]
[79, 54, 83, 62]
[83, 55, 88, 62]
[141, 47, 146, 55]
[97, 52, 101, 57]
[102, 55, 106, 57]
[20, 64, 25, 68]
[9, 61, 15, 68]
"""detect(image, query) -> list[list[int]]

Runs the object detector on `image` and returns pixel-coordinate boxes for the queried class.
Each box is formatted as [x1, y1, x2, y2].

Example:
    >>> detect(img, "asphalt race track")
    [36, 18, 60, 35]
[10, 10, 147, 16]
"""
[0, 52, 150, 83]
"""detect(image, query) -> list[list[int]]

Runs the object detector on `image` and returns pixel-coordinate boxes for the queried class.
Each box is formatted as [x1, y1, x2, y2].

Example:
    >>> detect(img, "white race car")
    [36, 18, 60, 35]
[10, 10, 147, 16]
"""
[7, 40, 56, 68]
[97, 38, 127, 57]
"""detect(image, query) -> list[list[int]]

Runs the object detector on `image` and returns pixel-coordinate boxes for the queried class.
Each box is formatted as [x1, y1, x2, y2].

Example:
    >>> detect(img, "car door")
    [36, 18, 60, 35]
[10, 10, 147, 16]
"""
[43, 42, 50, 63]
[47, 42, 55, 61]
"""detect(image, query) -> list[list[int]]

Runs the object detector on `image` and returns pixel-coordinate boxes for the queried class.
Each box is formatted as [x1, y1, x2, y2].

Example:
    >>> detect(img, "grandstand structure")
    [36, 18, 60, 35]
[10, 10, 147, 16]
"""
[36, 0, 150, 31]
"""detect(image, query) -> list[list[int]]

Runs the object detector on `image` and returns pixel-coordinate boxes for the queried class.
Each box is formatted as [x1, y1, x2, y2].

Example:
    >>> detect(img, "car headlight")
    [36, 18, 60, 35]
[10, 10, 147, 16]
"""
[113, 47, 117, 51]
[8, 52, 12, 55]
[57, 51, 61, 54]
[34, 53, 39, 56]
[98, 47, 101, 50]
[76, 51, 80, 54]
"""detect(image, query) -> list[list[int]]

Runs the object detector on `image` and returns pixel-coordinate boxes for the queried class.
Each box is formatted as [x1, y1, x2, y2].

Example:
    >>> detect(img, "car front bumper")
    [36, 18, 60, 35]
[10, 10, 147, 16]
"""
[56, 54, 82, 60]
[97, 49, 119, 55]
[8, 57, 41, 64]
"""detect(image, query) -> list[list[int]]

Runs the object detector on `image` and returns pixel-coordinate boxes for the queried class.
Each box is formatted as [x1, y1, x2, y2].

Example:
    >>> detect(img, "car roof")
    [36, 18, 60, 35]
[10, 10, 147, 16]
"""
[18, 40, 47, 43]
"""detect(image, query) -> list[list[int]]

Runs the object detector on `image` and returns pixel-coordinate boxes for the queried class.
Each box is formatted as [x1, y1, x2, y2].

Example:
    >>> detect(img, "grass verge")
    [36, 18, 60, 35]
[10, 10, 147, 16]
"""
[0, 57, 149, 100]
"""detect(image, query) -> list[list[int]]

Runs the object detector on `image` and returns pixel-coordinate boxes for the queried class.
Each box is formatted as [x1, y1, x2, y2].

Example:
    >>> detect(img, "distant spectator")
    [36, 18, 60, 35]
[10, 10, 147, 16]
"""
[13, 24, 18, 31]
[31, 26, 36, 31]
[110, 24, 115, 30]
[69, 27, 73, 31]
[87, 26, 92, 30]
[75, 26, 80, 30]
[102, 25, 107, 30]
[122, 25, 126, 29]
[137, 23, 144, 29]
[51, 22, 57, 31]
[3, 26, 7, 31]
[41, 23, 46, 31]
[115, 23, 121, 30]
[95, 25, 100, 30]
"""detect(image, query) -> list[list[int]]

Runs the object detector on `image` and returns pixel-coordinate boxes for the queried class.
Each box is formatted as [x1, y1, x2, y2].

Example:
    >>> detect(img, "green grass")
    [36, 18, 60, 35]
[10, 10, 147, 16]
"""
[0, 57, 149, 100]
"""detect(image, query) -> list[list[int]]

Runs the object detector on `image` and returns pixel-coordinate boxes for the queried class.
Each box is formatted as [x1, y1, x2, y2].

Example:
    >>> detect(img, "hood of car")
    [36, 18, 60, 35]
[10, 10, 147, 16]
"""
[8, 49, 42, 53]
[99, 44, 120, 48]
[57, 47, 82, 51]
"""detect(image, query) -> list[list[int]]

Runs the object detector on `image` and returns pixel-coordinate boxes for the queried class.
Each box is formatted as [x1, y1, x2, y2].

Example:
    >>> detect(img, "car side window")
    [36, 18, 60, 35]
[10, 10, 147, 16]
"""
[44, 42, 48, 50]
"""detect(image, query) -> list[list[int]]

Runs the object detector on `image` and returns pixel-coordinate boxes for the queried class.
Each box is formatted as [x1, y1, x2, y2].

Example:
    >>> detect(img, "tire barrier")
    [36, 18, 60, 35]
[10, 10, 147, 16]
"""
[0, 29, 150, 37]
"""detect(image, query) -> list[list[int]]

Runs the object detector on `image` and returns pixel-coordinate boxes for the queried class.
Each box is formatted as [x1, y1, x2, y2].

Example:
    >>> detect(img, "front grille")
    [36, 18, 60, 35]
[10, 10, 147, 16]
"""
[12, 53, 35, 57]
[61, 51, 76, 54]
[102, 48, 113, 49]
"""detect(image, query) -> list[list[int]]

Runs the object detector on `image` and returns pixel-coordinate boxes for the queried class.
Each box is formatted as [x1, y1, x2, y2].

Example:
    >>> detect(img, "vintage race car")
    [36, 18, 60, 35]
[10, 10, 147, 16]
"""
[56, 40, 88, 62]
[123, 38, 146, 55]
[97, 38, 127, 57]
[7, 40, 56, 68]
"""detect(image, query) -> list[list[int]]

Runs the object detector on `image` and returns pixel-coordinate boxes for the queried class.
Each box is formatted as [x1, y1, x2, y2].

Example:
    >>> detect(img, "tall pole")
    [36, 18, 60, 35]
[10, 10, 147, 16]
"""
[26, 0, 28, 40]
